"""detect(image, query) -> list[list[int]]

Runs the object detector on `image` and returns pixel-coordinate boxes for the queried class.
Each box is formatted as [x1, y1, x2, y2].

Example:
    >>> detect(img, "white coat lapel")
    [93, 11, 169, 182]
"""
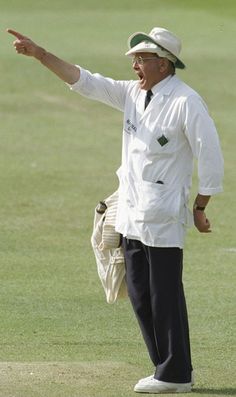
[140, 75, 181, 119]
[136, 90, 146, 119]
[140, 93, 165, 120]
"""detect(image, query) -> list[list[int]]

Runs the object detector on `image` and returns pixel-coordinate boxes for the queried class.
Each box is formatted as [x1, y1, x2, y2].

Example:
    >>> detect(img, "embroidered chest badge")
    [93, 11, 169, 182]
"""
[126, 119, 137, 134]
[157, 134, 169, 146]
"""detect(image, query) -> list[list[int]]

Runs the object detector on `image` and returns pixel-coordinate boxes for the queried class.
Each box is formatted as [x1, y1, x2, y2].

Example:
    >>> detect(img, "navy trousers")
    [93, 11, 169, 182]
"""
[122, 237, 192, 383]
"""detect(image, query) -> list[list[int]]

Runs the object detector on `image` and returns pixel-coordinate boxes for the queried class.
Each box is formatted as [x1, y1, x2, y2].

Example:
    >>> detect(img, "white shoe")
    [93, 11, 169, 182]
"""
[137, 370, 194, 386]
[134, 378, 192, 393]
[137, 374, 155, 384]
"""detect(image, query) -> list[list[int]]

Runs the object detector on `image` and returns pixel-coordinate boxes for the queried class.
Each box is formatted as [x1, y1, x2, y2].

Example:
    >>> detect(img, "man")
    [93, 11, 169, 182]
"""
[8, 27, 224, 394]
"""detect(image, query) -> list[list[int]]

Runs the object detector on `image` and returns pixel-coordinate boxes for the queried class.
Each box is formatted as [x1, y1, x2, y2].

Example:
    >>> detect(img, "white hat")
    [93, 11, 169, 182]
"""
[125, 27, 185, 69]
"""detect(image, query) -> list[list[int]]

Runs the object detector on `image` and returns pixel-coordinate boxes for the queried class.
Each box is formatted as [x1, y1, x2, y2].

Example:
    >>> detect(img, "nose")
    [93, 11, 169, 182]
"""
[132, 60, 140, 70]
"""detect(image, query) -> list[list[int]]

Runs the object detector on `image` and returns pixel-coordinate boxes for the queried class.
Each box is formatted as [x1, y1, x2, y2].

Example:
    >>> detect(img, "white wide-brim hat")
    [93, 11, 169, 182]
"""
[125, 27, 185, 69]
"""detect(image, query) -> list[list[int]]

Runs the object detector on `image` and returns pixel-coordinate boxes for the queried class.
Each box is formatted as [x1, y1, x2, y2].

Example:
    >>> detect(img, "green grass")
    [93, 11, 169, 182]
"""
[0, 0, 236, 396]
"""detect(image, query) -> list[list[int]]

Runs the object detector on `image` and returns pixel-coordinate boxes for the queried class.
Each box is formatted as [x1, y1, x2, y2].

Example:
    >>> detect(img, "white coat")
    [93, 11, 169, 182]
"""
[69, 69, 224, 248]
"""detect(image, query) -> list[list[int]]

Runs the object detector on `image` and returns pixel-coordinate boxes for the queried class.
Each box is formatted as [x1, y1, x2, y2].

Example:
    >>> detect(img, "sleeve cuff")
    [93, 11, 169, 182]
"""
[66, 65, 84, 91]
[198, 186, 223, 195]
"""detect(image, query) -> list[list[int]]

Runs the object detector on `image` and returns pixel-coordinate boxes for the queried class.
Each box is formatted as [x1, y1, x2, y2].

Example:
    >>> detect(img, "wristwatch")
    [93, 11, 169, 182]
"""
[193, 203, 206, 211]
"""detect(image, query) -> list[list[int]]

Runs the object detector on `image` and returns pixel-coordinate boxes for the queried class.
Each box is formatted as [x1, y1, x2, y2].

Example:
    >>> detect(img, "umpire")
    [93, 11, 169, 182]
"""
[8, 26, 224, 394]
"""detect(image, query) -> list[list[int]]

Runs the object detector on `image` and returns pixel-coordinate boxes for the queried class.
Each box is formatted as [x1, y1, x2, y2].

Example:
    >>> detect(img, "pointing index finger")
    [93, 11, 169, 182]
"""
[7, 29, 26, 40]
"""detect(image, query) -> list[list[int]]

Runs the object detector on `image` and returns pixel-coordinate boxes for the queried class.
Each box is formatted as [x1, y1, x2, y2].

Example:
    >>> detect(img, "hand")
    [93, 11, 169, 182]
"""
[7, 28, 80, 85]
[193, 209, 211, 233]
[7, 29, 45, 59]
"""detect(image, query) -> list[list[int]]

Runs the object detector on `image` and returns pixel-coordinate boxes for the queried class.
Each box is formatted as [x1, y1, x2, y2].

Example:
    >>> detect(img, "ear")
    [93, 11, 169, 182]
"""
[159, 58, 169, 73]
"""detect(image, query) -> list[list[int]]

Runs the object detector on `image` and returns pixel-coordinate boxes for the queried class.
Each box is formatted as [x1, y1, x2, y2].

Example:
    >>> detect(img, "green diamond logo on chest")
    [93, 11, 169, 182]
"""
[157, 135, 169, 146]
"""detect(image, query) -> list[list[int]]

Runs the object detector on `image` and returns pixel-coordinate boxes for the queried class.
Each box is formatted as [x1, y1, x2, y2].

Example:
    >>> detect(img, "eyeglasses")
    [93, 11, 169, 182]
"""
[132, 55, 159, 65]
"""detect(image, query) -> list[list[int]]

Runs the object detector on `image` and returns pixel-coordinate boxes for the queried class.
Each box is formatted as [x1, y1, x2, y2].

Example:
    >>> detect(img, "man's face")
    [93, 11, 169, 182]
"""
[132, 52, 162, 90]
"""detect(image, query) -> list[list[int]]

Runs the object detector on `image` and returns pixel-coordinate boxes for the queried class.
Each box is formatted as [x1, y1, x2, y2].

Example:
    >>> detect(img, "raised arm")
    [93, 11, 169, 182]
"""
[7, 29, 80, 85]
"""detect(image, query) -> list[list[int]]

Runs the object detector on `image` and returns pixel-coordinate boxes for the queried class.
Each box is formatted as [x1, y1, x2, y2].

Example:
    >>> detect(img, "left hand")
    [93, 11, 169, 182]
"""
[193, 210, 211, 233]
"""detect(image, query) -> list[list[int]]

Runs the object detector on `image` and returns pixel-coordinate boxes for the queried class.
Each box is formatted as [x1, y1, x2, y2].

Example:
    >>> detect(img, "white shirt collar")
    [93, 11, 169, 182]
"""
[151, 74, 174, 96]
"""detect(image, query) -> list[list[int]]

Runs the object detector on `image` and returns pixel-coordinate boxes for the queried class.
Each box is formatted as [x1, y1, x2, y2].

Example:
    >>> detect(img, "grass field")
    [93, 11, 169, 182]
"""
[0, 0, 236, 396]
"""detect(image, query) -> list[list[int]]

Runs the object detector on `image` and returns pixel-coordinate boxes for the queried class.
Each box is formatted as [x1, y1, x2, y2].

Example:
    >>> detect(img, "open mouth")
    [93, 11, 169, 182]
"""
[137, 72, 144, 84]
[137, 72, 143, 80]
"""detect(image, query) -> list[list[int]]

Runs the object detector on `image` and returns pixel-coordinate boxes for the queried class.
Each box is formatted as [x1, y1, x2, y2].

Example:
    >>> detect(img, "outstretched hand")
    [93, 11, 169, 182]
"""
[7, 29, 43, 58]
[7, 28, 81, 86]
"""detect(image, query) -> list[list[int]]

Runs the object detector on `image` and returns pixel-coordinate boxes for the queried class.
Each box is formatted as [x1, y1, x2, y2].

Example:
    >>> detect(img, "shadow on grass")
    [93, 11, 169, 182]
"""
[193, 388, 236, 395]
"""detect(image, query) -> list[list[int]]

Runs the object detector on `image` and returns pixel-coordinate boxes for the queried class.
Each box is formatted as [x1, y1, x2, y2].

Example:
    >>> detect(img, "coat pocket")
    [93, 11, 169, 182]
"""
[135, 180, 182, 224]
